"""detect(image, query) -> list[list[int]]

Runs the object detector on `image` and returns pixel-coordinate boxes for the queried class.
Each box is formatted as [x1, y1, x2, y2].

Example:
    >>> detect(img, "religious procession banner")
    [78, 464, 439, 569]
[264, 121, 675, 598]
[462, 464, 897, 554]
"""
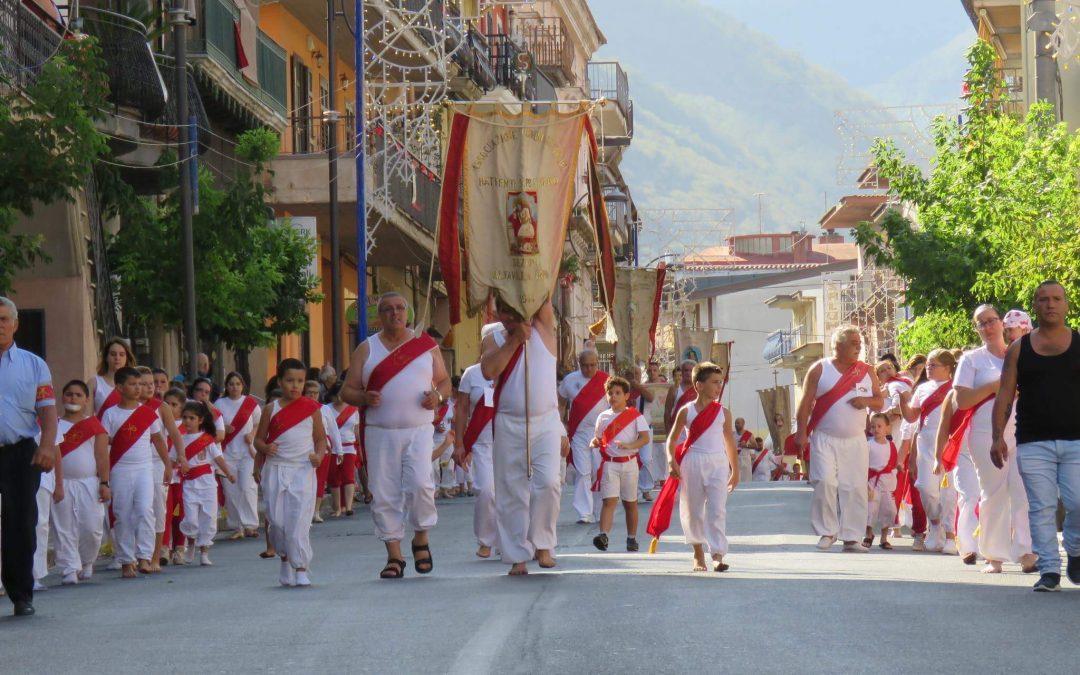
[437, 102, 614, 323]
[675, 327, 714, 364]
[758, 385, 791, 453]
[613, 266, 663, 364]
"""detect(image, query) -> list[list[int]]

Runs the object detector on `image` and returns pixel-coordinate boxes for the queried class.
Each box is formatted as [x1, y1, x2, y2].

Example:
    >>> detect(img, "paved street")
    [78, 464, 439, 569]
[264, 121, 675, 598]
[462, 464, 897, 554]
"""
[8, 482, 1079, 673]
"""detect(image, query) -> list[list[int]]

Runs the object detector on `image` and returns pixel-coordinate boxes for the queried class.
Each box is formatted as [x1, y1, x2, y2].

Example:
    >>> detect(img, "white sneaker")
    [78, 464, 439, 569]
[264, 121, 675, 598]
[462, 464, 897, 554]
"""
[942, 539, 958, 556]
[816, 535, 837, 551]
[912, 534, 926, 552]
[926, 526, 945, 552]
[843, 541, 870, 553]
[33, 580, 47, 591]
[79, 563, 94, 580]
[62, 572, 79, 586]
[576, 514, 595, 524]
[106, 560, 122, 571]
[199, 551, 213, 566]
[185, 547, 196, 564]
[295, 570, 311, 587]
[279, 559, 296, 587]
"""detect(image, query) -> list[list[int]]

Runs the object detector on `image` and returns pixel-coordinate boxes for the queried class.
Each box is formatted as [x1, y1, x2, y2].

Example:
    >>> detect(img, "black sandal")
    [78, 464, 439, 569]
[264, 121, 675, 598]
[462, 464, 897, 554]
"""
[412, 543, 434, 574]
[380, 558, 406, 579]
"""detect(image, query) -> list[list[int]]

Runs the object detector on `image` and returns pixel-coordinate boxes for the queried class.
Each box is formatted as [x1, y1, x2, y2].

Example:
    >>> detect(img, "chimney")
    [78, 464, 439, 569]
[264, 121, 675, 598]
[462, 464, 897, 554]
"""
[792, 231, 812, 263]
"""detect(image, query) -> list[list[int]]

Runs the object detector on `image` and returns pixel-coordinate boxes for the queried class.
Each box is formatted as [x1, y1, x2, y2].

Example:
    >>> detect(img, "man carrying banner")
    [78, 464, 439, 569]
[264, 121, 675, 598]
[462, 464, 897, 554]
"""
[481, 299, 567, 576]
[340, 292, 451, 580]
[559, 349, 609, 523]
[794, 326, 885, 552]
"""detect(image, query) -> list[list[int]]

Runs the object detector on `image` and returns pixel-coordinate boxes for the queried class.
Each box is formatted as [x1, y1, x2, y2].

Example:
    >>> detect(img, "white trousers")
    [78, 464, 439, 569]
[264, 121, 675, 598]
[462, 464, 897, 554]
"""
[366, 425, 437, 542]
[471, 441, 498, 548]
[952, 449, 981, 556]
[181, 483, 219, 547]
[493, 410, 563, 564]
[222, 453, 259, 530]
[52, 478, 104, 576]
[809, 431, 869, 541]
[570, 432, 597, 520]
[914, 428, 957, 530]
[652, 441, 670, 482]
[738, 451, 753, 484]
[678, 452, 730, 555]
[34, 486, 52, 581]
[152, 461, 167, 533]
[867, 477, 897, 532]
[969, 427, 1033, 562]
[111, 465, 155, 564]
[263, 462, 316, 569]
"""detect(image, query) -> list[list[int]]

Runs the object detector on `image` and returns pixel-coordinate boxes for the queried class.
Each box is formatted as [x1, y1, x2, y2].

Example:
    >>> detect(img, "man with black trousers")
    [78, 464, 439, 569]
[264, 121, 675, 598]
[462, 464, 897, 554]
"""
[0, 296, 58, 616]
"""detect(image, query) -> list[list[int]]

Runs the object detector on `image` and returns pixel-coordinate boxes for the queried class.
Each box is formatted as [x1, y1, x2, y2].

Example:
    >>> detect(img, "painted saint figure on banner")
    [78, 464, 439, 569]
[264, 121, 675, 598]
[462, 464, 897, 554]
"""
[507, 191, 539, 255]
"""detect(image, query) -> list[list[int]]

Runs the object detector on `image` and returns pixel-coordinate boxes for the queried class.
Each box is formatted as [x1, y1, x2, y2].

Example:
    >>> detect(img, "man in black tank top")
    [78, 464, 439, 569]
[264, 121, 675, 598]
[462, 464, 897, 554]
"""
[992, 281, 1080, 592]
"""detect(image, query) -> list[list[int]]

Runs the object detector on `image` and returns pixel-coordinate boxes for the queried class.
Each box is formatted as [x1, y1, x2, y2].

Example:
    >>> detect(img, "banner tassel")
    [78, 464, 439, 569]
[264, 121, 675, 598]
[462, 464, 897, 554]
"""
[648, 537, 659, 555]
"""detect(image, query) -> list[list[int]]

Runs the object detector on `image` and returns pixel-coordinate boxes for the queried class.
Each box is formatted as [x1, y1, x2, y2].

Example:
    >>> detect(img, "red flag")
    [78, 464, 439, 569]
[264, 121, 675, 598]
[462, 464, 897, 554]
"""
[649, 262, 666, 357]
[437, 112, 471, 325]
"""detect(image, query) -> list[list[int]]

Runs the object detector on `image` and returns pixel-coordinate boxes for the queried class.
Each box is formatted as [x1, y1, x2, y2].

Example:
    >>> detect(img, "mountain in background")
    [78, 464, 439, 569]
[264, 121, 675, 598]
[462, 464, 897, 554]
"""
[589, 0, 974, 246]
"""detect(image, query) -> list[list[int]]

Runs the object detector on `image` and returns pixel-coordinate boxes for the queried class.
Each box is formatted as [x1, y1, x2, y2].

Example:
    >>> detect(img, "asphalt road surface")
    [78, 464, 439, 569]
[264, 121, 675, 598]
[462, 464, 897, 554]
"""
[7, 482, 1079, 673]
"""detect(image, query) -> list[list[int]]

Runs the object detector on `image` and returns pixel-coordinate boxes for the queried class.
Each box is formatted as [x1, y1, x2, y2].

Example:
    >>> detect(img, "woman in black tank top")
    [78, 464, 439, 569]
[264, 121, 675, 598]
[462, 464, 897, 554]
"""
[1015, 330, 1080, 445]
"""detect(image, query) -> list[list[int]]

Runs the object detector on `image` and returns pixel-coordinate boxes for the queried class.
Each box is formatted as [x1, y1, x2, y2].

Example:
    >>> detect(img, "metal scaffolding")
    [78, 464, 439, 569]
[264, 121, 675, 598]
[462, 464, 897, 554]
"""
[834, 103, 960, 188]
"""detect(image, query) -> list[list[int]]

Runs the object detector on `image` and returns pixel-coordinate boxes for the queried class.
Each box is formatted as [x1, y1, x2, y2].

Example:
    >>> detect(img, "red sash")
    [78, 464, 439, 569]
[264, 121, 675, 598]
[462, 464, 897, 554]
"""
[222, 396, 258, 448]
[917, 381, 951, 430]
[365, 333, 438, 395]
[646, 401, 722, 542]
[182, 433, 216, 481]
[887, 375, 913, 388]
[462, 398, 495, 455]
[60, 417, 107, 458]
[674, 385, 696, 417]
[940, 393, 994, 472]
[336, 405, 358, 429]
[807, 361, 871, 435]
[751, 447, 771, 472]
[566, 371, 609, 440]
[97, 387, 120, 419]
[591, 408, 644, 492]
[265, 397, 321, 444]
[489, 341, 524, 452]
[868, 439, 898, 484]
[433, 401, 450, 427]
[108, 405, 160, 468]
[144, 398, 162, 412]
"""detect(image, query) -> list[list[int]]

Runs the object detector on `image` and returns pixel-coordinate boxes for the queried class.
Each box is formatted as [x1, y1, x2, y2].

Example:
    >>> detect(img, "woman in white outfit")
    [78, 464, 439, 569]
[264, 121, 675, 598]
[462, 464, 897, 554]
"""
[954, 305, 1037, 574]
[215, 372, 262, 539]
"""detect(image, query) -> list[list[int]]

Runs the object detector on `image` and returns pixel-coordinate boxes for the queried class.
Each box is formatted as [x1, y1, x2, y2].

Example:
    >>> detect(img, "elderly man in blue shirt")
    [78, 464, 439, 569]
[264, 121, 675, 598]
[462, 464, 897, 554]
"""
[0, 296, 58, 617]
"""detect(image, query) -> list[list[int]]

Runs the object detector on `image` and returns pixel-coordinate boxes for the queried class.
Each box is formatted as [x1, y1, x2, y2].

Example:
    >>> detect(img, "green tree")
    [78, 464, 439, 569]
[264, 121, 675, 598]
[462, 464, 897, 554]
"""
[895, 309, 977, 361]
[0, 39, 109, 293]
[109, 128, 322, 361]
[855, 40, 1080, 328]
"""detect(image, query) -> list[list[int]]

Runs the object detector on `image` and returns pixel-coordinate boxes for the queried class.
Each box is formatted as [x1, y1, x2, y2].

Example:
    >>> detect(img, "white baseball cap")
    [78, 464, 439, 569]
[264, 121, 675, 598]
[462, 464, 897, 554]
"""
[1002, 309, 1032, 330]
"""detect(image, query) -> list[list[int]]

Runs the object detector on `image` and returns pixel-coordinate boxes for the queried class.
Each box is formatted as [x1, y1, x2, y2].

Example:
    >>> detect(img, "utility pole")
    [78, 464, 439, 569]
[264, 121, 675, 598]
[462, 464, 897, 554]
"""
[171, 1, 197, 382]
[354, 0, 368, 345]
[1029, 0, 1059, 118]
[327, 0, 343, 369]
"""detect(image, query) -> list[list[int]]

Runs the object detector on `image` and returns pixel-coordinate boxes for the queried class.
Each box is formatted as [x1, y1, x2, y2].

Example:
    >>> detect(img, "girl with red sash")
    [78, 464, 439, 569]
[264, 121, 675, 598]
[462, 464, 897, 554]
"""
[899, 349, 958, 555]
[178, 401, 235, 566]
[326, 384, 360, 517]
[659, 363, 739, 572]
[135, 366, 184, 573]
[91, 337, 135, 417]
[864, 414, 899, 550]
[52, 380, 109, 585]
[161, 388, 189, 564]
[953, 305, 1036, 573]
[253, 359, 328, 588]
[589, 377, 651, 554]
[304, 380, 341, 524]
[216, 372, 262, 539]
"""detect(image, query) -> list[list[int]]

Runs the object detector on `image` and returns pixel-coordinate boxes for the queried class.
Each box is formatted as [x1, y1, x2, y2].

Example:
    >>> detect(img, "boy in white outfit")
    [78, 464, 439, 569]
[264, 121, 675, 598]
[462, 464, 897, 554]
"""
[864, 414, 898, 550]
[590, 377, 651, 553]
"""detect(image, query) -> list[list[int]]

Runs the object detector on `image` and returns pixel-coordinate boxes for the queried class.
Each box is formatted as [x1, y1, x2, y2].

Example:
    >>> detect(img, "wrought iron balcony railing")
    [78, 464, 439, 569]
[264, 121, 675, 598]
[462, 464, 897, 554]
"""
[0, 0, 62, 89]
[81, 7, 169, 120]
[516, 16, 574, 86]
[587, 60, 634, 137]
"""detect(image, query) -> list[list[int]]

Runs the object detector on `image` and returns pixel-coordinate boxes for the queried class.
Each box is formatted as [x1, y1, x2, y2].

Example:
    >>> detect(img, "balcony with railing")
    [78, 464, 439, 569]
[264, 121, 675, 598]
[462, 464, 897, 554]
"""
[0, 0, 62, 89]
[487, 33, 535, 100]
[587, 60, 634, 142]
[185, 0, 287, 128]
[451, 25, 496, 92]
[763, 325, 822, 367]
[80, 7, 169, 120]
[516, 16, 575, 86]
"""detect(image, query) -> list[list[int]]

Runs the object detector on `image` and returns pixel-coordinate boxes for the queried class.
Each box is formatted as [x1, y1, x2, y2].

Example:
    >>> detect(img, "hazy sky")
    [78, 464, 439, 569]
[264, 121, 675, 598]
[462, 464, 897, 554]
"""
[698, 0, 975, 88]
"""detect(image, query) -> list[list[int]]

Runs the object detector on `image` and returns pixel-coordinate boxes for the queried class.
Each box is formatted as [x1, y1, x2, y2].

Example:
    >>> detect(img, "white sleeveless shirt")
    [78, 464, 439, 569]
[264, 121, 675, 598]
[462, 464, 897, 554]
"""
[266, 399, 315, 466]
[93, 374, 114, 413]
[215, 395, 262, 457]
[813, 359, 872, 439]
[361, 332, 436, 429]
[494, 328, 557, 417]
[683, 402, 728, 455]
